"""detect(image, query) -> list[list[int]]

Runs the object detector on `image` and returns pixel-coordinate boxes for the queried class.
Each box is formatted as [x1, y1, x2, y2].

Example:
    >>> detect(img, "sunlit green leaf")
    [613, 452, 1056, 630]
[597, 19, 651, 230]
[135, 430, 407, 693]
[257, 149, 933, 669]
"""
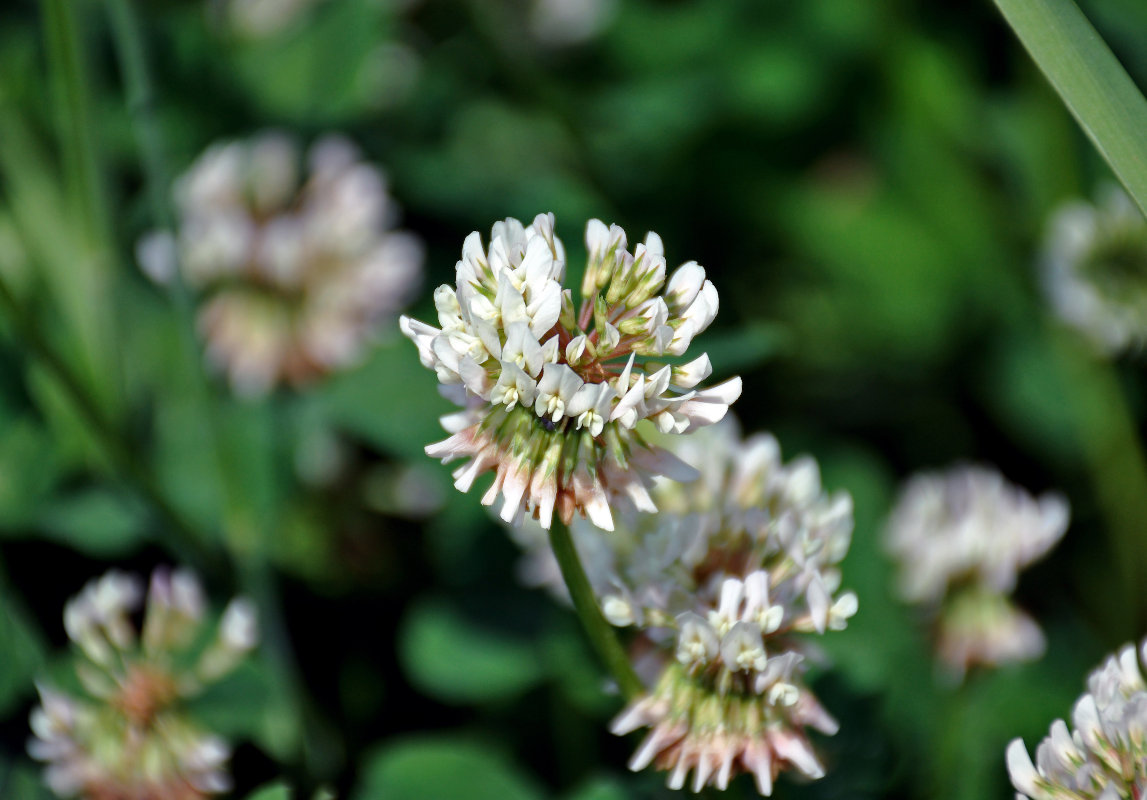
[353, 738, 544, 800]
[398, 597, 544, 705]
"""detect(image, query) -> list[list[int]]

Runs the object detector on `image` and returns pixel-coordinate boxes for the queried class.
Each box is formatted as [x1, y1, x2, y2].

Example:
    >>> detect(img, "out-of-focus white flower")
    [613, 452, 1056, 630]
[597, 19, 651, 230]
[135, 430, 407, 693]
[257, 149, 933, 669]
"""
[529, 0, 617, 45]
[401, 214, 741, 532]
[139, 132, 423, 397]
[1043, 184, 1147, 355]
[219, 0, 327, 38]
[885, 464, 1068, 678]
[28, 569, 257, 800]
[1008, 638, 1147, 800]
[509, 418, 855, 795]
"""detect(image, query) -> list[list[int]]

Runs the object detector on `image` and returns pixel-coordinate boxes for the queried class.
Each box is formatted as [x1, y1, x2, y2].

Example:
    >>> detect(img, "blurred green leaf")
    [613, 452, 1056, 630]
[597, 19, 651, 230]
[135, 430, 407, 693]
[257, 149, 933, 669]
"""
[397, 100, 600, 224]
[192, 657, 298, 759]
[0, 112, 119, 416]
[0, 758, 55, 800]
[353, 737, 544, 800]
[0, 417, 60, 529]
[225, 0, 404, 122]
[776, 180, 964, 364]
[563, 776, 629, 800]
[540, 616, 616, 716]
[246, 784, 291, 800]
[316, 341, 451, 460]
[0, 578, 47, 715]
[36, 488, 148, 557]
[398, 596, 544, 705]
[980, 328, 1080, 468]
[702, 322, 791, 378]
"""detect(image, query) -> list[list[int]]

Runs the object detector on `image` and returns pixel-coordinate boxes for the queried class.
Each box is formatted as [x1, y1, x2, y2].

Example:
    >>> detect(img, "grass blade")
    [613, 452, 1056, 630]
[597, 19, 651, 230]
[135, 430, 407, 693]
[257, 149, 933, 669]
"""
[991, 0, 1147, 214]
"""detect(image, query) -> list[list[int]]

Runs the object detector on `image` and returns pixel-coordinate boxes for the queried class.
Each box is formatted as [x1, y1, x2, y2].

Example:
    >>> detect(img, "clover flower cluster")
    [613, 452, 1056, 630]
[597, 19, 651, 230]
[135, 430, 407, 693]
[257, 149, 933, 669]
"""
[138, 132, 423, 397]
[885, 465, 1069, 678]
[1008, 638, 1147, 800]
[511, 419, 856, 795]
[401, 213, 741, 531]
[1043, 184, 1147, 355]
[28, 569, 257, 799]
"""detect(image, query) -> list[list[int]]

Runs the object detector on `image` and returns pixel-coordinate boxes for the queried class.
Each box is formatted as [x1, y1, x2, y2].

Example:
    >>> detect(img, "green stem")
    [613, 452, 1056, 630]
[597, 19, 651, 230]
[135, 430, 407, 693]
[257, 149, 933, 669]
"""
[547, 517, 643, 700]
[104, 0, 172, 222]
[102, 0, 246, 546]
[40, 0, 121, 417]
[990, 0, 1147, 215]
[0, 275, 224, 574]
[1052, 325, 1147, 635]
[41, 0, 111, 247]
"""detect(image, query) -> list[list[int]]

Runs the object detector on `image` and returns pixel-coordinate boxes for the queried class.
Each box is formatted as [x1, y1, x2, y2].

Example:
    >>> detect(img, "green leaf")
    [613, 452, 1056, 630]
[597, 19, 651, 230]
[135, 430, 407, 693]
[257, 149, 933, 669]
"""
[36, 488, 148, 557]
[224, 0, 403, 123]
[563, 776, 630, 800]
[701, 322, 790, 378]
[0, 418, 60, 529]
[353, 737, 544, 800]
[191, 658, 300, 760]
[0, 578, 47, 716]
[0, 759, 55, 800]
[991, 0, 1147, 214]
[397, 597, 544, 704]
[315, 340, 450, 460]
[245, 783, 291, 800]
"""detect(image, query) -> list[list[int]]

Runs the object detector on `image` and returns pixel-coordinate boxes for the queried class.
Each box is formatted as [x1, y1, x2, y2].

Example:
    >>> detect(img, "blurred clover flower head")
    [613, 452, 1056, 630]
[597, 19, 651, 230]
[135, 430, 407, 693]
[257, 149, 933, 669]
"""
[885, 465, 1068, 679]
[400, 213, 741, 531]
[1043, 184, 1147, 355]
[215, 0, 328, 38]
[1008, 638, 1147, 800]
[28, 569, 257, 799]
[511, 418, 856, 795]
[138, 131, 423, 397]
[529, 0, 617, 45]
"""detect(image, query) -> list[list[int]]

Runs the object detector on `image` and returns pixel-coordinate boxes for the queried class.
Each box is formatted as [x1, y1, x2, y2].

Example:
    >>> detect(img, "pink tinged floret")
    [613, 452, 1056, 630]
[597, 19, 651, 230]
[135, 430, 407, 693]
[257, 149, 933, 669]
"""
[742, 737, 774, 796]
[793, 692, 839, 736]
[629, 722, 687, 772]
[769, 728, 824, 779]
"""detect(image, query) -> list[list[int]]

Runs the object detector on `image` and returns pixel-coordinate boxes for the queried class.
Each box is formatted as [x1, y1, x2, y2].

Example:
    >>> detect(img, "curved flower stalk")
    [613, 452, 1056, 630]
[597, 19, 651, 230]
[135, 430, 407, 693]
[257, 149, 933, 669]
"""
[510, 418, 856, 795]
[138, 132, 423, 397]
[1043, 184, 1147, 355]
[28, 569, 258, 799]
[1008, 637, 1147, 800]
[400, 213, 741, 531]
[885, 465, 1069, 679]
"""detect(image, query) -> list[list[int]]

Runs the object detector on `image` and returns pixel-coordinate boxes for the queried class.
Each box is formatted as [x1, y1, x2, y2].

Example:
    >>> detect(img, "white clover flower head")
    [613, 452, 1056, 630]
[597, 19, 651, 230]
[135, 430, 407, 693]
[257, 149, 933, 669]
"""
[1043, 184, 1147, 355]
[401, 213, 742, 531]
[1008, 638, 1147, 800]
[509, 417, 854, 795]
[139, 131, 423, 397]
[884, 464, 1068, 679]
[28, 568, 257, 800]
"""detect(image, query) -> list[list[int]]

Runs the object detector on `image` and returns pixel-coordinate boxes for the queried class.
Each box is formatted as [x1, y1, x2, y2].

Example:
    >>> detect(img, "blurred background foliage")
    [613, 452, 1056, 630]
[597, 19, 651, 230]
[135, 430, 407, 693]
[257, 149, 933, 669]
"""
[1, 0, 1146, 798]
